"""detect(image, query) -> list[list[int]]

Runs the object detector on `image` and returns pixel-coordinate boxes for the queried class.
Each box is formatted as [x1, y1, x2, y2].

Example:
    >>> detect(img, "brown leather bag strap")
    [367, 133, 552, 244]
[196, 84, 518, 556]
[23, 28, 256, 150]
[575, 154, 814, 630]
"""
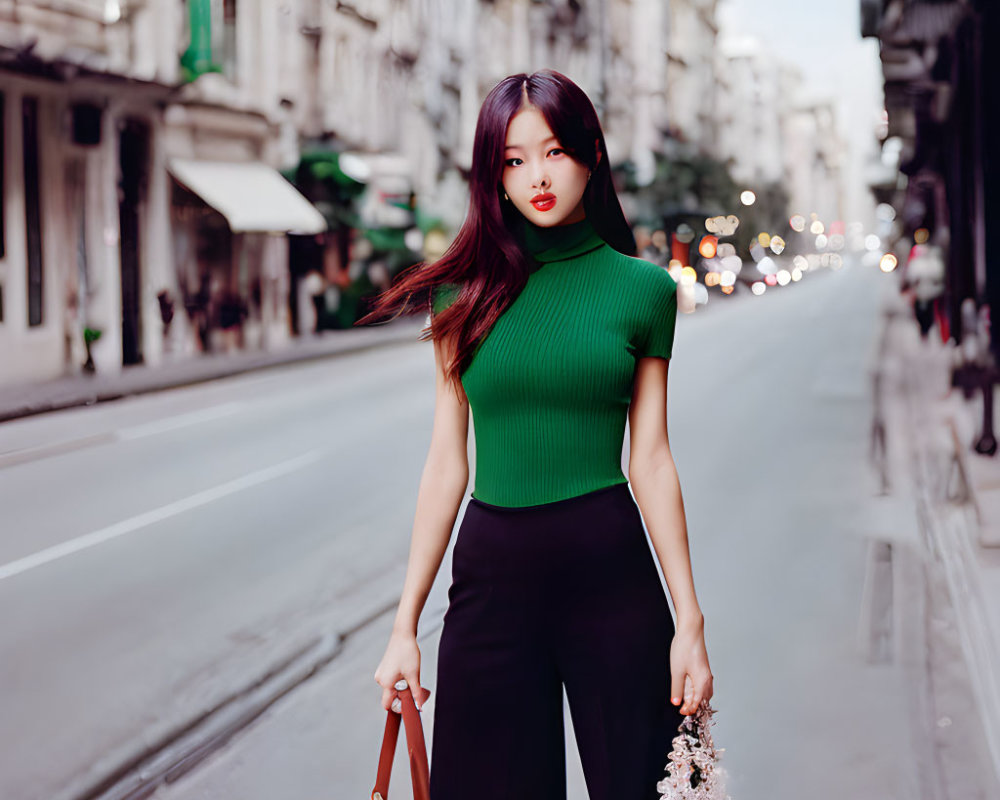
[372, 680, 430, 800]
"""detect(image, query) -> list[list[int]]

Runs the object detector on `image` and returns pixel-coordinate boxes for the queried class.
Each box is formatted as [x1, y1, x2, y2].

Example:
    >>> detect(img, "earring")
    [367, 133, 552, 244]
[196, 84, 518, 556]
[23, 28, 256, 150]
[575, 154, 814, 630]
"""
[587, 171, 592, 181]
[503, 192, 509, 201]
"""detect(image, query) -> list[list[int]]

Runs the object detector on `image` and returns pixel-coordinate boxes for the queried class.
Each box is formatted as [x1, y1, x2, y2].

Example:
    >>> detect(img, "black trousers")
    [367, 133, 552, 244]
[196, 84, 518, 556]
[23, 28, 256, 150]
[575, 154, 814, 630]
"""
[429, 482, 684, 800]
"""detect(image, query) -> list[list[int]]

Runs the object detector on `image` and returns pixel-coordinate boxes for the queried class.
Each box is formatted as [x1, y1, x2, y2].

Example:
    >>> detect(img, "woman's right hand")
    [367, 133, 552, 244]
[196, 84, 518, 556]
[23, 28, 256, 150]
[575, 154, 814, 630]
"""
[374, 630, 432, 712]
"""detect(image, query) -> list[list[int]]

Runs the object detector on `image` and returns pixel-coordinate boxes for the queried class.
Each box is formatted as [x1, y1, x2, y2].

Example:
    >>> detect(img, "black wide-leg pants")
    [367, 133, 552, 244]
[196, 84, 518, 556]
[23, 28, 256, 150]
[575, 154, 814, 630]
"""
[429, 482, 684, 800]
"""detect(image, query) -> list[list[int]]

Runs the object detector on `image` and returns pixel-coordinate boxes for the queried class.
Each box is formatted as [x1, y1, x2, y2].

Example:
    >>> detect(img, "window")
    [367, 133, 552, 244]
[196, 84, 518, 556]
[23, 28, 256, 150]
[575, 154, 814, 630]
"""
[212, 0, 237, 81]
[23, 96, 43, 327]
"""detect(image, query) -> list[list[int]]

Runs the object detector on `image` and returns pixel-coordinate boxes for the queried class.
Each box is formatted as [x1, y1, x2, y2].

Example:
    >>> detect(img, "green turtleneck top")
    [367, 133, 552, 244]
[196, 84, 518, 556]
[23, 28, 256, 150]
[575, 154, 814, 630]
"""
[431, 217, 678, 508]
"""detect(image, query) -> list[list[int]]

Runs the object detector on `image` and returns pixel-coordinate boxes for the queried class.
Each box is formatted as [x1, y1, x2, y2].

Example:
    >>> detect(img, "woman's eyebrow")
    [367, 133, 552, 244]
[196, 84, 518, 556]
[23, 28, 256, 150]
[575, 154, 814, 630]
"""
[504, 137, 559, 151]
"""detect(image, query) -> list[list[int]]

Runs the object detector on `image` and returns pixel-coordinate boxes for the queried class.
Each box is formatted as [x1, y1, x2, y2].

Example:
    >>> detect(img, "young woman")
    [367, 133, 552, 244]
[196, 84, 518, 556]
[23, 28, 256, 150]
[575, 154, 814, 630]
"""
[361, 69, 714, 800]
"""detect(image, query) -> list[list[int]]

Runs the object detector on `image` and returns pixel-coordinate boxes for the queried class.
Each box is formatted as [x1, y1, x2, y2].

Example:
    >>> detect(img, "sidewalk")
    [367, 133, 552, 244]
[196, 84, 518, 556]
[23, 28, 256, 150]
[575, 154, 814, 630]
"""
[879, 287, 1000, 792]
[0, 317, 428, 424]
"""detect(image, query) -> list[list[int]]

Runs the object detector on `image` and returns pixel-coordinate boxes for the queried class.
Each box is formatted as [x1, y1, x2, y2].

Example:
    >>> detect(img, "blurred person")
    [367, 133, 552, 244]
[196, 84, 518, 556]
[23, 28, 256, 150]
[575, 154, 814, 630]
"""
[358, 70, 713, 800]
[217, 288, 246, 352]
[633, 224, 653, 256]
[297, 269, 325, 335]
[643, 228, 670, 267]
[901, 240, 945, 341]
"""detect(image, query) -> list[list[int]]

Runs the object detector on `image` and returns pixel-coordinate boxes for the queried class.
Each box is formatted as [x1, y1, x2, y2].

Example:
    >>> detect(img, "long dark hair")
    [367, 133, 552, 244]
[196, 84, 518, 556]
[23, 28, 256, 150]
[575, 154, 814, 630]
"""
[355, 69, 635, 389]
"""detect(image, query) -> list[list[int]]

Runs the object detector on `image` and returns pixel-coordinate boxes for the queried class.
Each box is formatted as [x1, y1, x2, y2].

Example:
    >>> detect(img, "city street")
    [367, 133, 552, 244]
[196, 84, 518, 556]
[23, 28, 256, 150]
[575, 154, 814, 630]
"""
[2, 260, 947, 800]
[3, 0, 999, 798]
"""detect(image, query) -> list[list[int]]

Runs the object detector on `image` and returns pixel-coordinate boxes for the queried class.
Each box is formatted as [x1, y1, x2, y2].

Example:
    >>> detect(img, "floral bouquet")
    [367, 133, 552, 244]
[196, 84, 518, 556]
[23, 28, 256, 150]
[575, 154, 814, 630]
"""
[656, 699, 731, 800]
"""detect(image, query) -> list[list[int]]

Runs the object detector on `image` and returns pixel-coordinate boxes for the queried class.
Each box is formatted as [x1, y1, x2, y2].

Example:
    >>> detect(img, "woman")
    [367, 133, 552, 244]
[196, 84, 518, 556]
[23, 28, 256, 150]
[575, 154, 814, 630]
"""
[361, 70, 713, 800]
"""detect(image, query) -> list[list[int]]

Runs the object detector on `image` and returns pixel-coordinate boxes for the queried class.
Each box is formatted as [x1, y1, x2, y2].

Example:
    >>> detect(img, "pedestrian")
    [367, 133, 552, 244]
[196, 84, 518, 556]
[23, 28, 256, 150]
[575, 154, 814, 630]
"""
[359, 69, 714, 800]
[902, 240, 945, 341]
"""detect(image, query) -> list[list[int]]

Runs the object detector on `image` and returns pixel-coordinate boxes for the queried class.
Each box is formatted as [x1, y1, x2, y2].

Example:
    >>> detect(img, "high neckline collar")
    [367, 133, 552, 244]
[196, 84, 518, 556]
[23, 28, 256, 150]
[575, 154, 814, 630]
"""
[522, 217, 606, 264]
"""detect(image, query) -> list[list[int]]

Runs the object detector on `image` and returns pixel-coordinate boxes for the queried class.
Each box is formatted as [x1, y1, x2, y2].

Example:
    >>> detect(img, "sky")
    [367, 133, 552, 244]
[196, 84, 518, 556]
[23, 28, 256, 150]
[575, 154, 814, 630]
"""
[717, 0, 885, 222]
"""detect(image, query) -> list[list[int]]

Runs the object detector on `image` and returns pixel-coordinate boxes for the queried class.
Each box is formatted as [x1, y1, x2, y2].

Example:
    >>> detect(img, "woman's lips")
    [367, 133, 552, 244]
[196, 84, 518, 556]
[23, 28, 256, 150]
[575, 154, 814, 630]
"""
[530, 194, 556, 212]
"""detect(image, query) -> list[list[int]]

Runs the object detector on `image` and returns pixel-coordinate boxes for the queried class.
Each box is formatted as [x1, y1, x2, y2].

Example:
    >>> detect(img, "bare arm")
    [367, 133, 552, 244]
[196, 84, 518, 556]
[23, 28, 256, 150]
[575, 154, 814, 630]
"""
[392, 334, 471, 636]
[627, 356, 714, 715]
[374, 333, 470, 710]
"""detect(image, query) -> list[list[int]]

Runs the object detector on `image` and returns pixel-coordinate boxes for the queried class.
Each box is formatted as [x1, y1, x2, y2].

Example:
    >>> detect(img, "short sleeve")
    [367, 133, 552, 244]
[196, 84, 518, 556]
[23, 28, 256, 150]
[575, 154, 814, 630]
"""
[431, 282, 462, 317]
[634, 267, 678, 360]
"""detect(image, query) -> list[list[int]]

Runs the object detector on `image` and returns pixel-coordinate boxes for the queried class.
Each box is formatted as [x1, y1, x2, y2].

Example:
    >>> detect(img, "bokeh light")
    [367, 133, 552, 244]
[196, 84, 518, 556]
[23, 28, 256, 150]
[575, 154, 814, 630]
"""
[810, 220, 825, 235]
[720, 254, 743, 274]
[405, 228, 424, 252]
[875, 203, 896, 222]
[914, 228, 930, 244]
[769, 236, 786, 255]
[880, 253, 898, 272]
[675, 224, 695, 244]
[741, 190, 756, 206]
[865, 234, 881, 251]
[751, 281, 766, 295]
[757, 256, 777, 275]
[789, 214, 806, 233]
[705, 215, 739, 236]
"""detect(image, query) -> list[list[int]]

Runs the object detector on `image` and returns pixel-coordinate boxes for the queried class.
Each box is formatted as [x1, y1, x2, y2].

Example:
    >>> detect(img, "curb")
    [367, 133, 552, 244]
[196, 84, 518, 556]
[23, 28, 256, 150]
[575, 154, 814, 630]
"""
[888, 312, 1000, 787]
[56, 599, 401, 800]
[0, 320, 427, 425]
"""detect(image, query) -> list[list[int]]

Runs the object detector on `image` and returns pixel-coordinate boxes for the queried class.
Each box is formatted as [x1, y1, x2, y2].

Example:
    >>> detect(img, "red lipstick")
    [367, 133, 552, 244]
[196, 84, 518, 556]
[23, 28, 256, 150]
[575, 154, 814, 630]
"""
[530, 192, 556, 212]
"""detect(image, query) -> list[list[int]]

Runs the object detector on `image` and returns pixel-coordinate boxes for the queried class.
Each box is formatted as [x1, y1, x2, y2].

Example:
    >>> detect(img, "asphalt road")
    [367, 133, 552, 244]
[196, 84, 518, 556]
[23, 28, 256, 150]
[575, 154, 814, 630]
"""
[2, 259, 931, 800]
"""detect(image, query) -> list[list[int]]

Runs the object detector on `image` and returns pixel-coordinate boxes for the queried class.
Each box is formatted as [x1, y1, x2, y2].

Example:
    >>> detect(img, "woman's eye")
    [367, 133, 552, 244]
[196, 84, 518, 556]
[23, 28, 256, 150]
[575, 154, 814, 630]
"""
[548, 148, 564, 157]
[504, 158, 522, 167]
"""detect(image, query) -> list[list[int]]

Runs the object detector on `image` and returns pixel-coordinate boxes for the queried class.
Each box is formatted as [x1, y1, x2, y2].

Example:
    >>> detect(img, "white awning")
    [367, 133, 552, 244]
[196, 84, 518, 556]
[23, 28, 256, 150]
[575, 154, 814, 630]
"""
[168, 158, 327, 235]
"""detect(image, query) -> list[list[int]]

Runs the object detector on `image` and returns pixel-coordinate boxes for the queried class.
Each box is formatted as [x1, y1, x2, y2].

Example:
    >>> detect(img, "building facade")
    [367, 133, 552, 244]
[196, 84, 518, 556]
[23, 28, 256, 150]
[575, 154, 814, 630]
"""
[715, 34, 845, 229]
[863, 0, 999, 355]
[2, 0, 754, 384]
[0, 0, 324, 383]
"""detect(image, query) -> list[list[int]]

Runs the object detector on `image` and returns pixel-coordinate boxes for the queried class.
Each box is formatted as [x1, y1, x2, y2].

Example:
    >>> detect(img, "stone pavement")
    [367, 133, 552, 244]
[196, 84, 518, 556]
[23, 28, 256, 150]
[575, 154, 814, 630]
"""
[877, 279, 1000, 795]
[0, 316, 428, 424]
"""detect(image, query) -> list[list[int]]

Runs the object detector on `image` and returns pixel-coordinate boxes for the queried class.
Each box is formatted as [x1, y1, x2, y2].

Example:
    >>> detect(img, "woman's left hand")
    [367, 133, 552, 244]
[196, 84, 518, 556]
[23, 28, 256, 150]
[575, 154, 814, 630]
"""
[669, 615, 714, 716]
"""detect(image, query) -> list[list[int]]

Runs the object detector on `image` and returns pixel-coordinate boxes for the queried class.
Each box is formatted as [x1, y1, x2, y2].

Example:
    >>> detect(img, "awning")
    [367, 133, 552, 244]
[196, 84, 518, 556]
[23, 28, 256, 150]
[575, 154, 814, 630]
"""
[168, 158, 327, 235]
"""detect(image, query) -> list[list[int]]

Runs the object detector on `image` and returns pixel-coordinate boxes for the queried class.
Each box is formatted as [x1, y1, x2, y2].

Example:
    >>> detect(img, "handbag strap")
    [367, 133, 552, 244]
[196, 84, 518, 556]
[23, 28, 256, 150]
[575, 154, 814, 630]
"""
[372, 680, 430, 800]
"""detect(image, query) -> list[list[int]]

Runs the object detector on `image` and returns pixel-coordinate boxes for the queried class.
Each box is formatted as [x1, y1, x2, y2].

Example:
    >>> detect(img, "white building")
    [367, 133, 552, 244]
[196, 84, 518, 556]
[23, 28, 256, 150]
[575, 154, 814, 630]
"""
[665, 0, 721, 152]
[0, 0, 325, 384]
[716, 35, 789, 188]
[1, 0, 737, 384]
[783, 97, 844, 225]
[716, 34, 845, 225]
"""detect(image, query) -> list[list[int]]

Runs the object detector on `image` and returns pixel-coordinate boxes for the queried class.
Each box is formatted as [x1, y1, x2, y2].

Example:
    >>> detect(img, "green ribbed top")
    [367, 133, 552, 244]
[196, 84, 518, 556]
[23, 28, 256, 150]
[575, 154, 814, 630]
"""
[432, 217, 678, 508]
